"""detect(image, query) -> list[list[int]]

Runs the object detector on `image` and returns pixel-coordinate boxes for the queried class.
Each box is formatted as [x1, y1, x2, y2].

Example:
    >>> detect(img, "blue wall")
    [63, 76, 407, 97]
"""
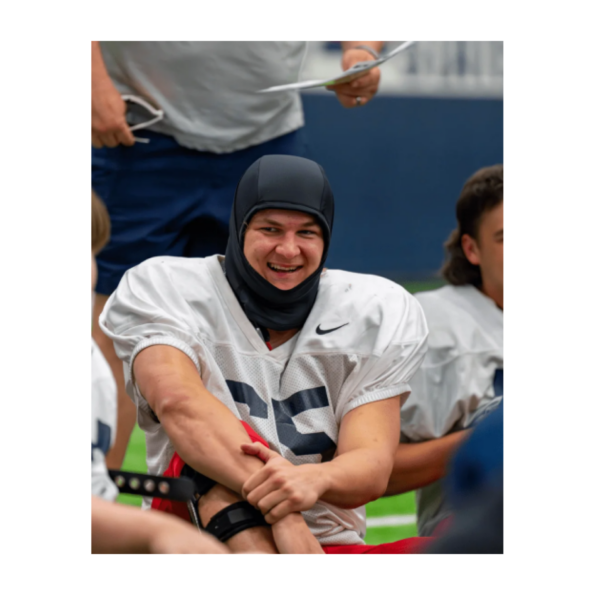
[301, 94, 503, 280]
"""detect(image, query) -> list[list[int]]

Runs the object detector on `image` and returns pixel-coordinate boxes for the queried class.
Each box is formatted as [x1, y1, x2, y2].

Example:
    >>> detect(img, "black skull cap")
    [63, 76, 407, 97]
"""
[224, 154, 336, 331]
[233, 154, 334, 247]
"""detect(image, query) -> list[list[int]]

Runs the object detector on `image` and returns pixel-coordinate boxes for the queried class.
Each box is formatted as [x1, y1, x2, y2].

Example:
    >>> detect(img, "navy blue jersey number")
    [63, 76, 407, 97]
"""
[226, 381, 336, 457]
[493, 368, 503, 397]
[92, 419, 111, 461]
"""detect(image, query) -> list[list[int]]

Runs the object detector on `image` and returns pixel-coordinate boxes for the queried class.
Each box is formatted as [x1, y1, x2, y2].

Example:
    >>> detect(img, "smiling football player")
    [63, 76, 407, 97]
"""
[100, 154, 429, 554]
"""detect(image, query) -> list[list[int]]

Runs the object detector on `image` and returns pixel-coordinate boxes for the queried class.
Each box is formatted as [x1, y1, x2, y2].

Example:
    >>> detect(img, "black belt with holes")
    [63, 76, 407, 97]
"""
[108, 470, 198, 502]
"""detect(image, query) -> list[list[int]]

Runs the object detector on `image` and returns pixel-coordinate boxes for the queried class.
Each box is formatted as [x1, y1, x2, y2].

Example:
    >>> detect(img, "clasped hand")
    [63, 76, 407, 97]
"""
[241, 442, 326, 524]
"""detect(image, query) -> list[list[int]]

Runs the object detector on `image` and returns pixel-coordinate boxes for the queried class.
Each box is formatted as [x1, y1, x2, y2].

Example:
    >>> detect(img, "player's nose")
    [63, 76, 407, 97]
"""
[275, 234, 300, 259]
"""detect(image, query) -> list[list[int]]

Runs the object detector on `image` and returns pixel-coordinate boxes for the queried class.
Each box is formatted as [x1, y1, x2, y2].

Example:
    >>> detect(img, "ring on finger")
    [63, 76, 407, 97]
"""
[355, 96, 362, 107]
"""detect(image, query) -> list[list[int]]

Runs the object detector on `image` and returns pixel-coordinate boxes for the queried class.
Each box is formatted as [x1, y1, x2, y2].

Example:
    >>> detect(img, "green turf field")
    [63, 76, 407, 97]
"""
[115, 278, 444, 545]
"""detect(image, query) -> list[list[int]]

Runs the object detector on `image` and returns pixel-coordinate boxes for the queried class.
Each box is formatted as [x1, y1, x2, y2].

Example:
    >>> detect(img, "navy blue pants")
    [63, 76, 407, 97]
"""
[92, 128, 309, 295]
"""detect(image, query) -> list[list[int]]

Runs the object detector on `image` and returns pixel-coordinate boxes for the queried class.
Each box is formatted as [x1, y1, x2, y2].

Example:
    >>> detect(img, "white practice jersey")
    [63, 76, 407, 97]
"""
[401, 284, 503, 536]
[100, 254, 428, 545]
[92, 339, 118, 501]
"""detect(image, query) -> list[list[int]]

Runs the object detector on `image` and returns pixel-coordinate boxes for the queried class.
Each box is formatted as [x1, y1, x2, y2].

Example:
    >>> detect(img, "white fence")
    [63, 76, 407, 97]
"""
[301, 41, 503, 98]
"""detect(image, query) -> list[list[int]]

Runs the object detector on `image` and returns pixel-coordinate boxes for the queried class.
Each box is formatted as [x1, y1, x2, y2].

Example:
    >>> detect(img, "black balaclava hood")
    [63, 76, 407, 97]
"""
[224, 154, 335, 331]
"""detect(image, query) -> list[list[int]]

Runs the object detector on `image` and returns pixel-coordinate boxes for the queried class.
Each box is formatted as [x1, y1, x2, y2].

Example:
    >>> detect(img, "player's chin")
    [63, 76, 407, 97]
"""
[267, 273, 307, 291]
[269, 278, 303, 291]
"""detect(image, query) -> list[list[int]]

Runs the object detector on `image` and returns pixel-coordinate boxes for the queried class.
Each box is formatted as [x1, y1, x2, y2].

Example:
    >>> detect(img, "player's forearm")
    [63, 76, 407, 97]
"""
[92, 496, 185, 554]
[135, 346, 265, 495]
[92, 496, 228, 554]
[271, 513, 324, 554]
[157, 391, 264, 495]
[92, 41, 115, 91]
[92, 496, 154, 553]
[318, 447, 393, 508]
[384, 430, 471, 496]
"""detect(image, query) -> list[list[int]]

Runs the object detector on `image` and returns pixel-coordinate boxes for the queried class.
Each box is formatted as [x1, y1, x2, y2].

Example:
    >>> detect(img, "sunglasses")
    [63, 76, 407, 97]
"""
[122, 95, 164, 144]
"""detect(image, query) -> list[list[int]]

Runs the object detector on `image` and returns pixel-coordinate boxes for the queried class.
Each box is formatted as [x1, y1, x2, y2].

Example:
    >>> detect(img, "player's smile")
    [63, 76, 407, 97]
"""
[244, 209, 324, 291]
[267, 262, 303, 274]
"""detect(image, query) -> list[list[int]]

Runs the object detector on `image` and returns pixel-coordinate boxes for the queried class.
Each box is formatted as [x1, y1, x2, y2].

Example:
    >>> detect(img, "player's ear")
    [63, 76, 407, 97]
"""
[461, 233, 481, 266]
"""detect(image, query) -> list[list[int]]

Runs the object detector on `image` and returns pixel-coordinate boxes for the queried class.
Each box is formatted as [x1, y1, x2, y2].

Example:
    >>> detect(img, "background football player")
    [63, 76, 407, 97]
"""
[386, 164, 503, 538]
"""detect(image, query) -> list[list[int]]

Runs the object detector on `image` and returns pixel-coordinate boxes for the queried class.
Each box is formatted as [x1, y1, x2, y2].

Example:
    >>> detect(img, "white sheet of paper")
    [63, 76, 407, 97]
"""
[258, 41, 416, 93]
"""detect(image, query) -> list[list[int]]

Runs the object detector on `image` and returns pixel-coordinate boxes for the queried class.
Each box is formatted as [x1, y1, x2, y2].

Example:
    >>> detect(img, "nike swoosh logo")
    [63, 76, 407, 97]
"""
[316, 323, 349, 335]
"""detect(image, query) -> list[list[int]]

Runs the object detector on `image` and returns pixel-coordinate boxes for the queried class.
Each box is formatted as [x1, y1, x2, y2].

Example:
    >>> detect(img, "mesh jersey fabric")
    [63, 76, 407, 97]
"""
[400, 284, 503, 536]
[91, 338, 119, 501]
[100, 254, 428, 545]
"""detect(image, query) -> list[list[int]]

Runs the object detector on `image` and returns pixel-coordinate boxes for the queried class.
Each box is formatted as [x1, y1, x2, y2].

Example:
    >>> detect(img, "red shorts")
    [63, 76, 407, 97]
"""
[151, 422, 433, 553]
[323, 538, 432, 554]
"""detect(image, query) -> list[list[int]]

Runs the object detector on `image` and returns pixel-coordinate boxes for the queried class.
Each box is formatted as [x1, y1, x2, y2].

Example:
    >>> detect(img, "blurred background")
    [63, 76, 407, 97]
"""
[300, 41, 503, 282]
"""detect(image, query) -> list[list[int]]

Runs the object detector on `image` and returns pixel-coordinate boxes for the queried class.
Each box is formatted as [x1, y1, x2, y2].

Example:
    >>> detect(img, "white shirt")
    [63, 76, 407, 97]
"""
[100, 42, 306, 153]
[92, 339, 118, 501]
[401, 284, 503, 536]
[100, 254, 428, 545]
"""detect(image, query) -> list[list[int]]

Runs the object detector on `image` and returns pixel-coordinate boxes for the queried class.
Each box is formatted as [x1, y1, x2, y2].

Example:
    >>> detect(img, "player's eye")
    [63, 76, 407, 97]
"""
[260, 227, 279, 233]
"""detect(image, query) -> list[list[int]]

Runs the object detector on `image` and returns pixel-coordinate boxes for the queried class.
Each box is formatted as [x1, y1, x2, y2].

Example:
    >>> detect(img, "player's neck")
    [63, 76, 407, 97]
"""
[267, 328, 300, 350]
[479, 281, 503, 310]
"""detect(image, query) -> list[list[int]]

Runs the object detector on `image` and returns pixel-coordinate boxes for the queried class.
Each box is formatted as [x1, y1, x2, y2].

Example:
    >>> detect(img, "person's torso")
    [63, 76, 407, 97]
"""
[133, 255, 421, 545]
[100, 41, 307, 152]
[92, 339, 119, 501]
[402, 284, 503, 536]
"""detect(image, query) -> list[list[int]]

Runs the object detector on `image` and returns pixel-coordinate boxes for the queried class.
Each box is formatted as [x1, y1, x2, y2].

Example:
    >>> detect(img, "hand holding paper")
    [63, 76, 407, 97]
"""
[258, 41, 416, 94]
[325, 46, 381, 108]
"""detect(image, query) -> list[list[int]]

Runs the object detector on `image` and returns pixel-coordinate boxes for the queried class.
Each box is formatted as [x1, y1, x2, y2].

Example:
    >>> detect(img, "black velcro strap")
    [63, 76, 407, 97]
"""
[179, 464, 217, 498]
[204, 501, 269, 542]
[108, 470, 196, 502]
